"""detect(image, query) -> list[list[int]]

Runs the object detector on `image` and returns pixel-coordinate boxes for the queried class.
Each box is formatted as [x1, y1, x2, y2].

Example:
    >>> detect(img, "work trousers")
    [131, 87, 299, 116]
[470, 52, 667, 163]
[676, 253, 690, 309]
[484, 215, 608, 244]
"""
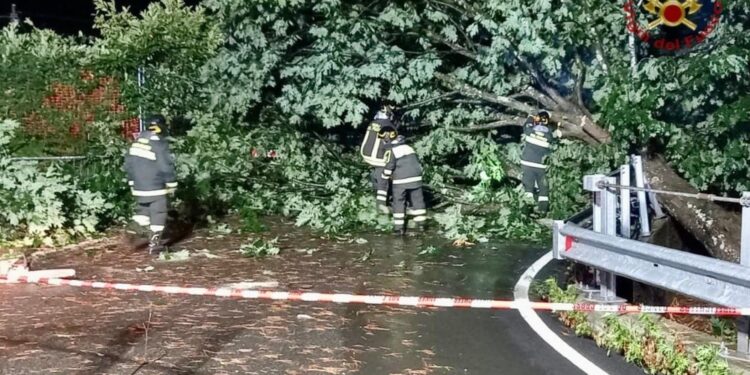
[371, 167, 390, 208]
[522, 165, 549, 214]
[132, 195, 168, 233]
[392, 184, 426, 231]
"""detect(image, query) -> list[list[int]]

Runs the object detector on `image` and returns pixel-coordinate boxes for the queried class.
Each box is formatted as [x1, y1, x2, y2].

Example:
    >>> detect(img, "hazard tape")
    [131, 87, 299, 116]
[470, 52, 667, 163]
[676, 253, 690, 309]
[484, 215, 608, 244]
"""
[2, 275, 749, 316]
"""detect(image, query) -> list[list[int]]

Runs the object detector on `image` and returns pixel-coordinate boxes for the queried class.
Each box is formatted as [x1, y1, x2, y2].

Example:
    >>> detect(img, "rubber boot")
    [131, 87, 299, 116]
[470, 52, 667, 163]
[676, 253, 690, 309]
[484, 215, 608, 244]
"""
[147, 231, 165, 255]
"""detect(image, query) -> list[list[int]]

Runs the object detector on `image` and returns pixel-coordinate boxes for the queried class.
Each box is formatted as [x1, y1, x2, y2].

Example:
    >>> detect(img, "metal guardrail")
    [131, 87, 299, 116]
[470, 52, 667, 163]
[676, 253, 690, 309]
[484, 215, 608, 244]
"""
[553, 223, 750, 308]
[552, 155, 750, 354]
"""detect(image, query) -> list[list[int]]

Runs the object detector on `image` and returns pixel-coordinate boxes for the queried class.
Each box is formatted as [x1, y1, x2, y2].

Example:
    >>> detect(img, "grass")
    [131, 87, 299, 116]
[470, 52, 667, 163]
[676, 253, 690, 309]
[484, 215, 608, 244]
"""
[538, 278, 733, 375]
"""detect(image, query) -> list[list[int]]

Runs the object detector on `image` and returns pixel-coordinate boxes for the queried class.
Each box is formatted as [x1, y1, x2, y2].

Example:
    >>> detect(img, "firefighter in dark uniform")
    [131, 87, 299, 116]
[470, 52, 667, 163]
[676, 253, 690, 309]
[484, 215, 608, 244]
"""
[378, 128, 427, 235]
[360, 106, 396, 214]
[520, 110, 561, 215]
[123, 115, 178, 254]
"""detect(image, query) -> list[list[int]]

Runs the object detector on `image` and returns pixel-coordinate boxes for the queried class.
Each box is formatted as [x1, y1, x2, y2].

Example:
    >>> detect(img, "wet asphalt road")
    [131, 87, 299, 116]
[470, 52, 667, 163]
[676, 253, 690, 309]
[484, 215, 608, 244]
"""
[0, 221, 645, 374]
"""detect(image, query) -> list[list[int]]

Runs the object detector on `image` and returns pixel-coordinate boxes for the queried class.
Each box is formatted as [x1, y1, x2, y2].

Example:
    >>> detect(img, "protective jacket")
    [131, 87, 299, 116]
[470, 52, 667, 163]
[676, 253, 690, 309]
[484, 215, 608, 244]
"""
[380, 137, 422, 189]
[520, 116, 555, 169]
[360, 119, 395, 167]
[124, 131, 178, 197]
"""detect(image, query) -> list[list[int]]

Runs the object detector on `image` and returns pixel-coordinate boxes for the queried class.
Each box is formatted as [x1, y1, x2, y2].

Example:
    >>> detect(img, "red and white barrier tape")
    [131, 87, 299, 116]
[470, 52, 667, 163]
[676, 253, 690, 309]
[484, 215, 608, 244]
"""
[2, 275, 748, 316]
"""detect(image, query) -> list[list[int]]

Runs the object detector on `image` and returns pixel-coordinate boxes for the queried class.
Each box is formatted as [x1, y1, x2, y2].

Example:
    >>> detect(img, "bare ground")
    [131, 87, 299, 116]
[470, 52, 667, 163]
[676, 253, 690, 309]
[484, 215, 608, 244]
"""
[0, 220, 501, 375]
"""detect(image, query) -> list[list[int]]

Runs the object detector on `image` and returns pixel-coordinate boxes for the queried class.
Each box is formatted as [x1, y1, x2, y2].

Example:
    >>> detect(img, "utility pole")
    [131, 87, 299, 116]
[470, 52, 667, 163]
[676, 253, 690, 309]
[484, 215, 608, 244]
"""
[0, 4, 20, 23]
[138, 67, 146, 133]
[10, 4, 18, 23]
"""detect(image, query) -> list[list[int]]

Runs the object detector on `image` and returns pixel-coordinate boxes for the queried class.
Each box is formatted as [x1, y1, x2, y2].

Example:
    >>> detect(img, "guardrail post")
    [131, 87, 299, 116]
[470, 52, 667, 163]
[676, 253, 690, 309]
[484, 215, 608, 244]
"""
[581, 175, 605, 298]
[632, 155, 651, 237]
[584, 175, 605, 233]
[552, 220, 565, 260]
[580, 175, 625, 303]
[645, 181, 666, 219]
[620, 164, 631, 238]
[738, 192, 750, 355]
[599, 176, 624, 303]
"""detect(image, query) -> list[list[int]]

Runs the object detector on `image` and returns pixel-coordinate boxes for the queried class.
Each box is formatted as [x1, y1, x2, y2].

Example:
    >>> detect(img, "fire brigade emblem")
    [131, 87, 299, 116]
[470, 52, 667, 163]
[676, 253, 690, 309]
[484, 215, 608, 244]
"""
[624, 0, 722, 52]
[643, 0, 702, 30]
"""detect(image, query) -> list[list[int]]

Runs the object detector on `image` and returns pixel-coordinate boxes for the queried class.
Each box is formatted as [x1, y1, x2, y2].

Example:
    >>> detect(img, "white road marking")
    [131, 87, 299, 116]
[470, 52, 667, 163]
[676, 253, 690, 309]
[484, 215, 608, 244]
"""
[513, 251, 609, 375]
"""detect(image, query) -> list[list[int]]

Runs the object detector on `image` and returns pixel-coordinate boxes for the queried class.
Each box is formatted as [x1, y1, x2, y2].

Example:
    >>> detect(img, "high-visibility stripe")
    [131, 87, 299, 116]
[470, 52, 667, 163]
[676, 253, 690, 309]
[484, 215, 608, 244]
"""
[132, 189, 168, 197]
[137, 138, 149, 144]
[394, 219, 405, 225]
[538, 196, 549, 202]
[150, 136, 160, 141]
[376, 196, 387, 201]
[128, 181, 134, 186]
[363, 156, 386, 167]
[130, 143, 152, 151]
[150, 225, 165, 232]
[377, 190, 387, 195]
[407, 209, 427, 215]
[524, 135, 550, 148]
[383, 170, 393, 175]
[132, 215, 150, 226]
[413, 215, 427, 222]
[129, 147, 156, 160]
[393, 176, 422, 185]
[392, 145, 415, 159]
[393, 213, 406, 218]
[166, 182, 178, 188]
[521, 160, 546, 169]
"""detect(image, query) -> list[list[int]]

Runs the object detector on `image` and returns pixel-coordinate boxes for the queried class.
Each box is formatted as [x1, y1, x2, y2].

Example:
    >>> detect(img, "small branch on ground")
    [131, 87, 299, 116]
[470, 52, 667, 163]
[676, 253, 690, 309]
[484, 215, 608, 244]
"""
[130, 351, 167, 375]
[130, 305, 164, 375]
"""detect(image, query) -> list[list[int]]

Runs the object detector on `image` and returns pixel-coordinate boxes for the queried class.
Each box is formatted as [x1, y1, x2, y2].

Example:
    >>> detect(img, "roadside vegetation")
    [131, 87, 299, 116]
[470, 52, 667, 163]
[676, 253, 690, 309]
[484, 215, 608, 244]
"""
[537, 278, 734, 375]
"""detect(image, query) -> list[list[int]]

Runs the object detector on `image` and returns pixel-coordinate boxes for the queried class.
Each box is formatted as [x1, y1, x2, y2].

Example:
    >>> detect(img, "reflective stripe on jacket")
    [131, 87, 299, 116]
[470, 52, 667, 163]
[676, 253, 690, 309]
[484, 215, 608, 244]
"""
[381, 139, 423, 188]
[124, 131, 177, 196]
[521, 116, 555, 168]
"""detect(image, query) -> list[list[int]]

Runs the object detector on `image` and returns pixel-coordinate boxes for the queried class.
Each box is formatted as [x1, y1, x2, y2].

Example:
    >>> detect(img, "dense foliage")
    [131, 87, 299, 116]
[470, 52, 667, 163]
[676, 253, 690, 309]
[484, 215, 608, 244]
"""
[0, 120, 113, 245]
[1, 0, 749, 245]
[539, 279, 733, 375]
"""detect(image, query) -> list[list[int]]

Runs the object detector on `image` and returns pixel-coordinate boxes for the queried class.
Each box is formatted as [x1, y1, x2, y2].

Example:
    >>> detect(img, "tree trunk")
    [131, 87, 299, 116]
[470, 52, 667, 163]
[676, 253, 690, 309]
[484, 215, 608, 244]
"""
[435, 71, 742, 262]
[643, 154, 741, 263]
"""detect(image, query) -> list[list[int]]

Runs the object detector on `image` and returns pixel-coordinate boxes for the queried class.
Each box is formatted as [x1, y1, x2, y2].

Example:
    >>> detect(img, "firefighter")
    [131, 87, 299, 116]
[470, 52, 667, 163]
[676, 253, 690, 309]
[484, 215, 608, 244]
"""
[123, 115, 178, 254]
[520, 110, 561, 215]
[378, 128, 427, 235]
[360, 105, 397, 214]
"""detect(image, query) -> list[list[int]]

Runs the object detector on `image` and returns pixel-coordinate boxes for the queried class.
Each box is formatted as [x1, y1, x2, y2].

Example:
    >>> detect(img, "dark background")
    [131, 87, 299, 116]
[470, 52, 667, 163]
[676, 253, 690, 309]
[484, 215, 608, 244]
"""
[0, 0, 200, 35]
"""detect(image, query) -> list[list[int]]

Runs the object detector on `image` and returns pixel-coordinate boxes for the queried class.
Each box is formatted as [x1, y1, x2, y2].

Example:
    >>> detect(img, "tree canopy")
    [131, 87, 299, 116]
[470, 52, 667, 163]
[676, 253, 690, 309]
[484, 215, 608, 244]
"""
[1, 0, 749, 250]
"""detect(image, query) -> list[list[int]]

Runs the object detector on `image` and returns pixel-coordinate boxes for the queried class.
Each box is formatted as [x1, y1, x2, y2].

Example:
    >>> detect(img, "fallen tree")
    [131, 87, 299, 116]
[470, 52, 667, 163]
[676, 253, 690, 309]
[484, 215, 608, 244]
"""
[644, 155, 742, 263]
[436, 68, 747, 262]
[2, 0, 749, 248]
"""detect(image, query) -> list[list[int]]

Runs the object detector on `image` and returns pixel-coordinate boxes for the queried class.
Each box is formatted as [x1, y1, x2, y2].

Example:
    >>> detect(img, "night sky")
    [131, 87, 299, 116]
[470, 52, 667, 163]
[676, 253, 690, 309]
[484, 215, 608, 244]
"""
[0, 0, 200, 35]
